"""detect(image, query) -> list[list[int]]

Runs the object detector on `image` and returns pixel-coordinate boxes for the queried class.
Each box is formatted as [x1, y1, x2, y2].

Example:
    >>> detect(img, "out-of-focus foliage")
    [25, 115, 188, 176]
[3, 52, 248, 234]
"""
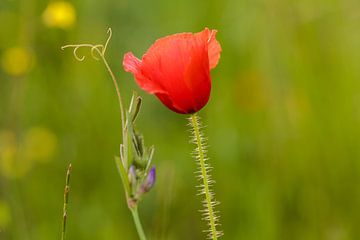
[0, 0, 360, 239]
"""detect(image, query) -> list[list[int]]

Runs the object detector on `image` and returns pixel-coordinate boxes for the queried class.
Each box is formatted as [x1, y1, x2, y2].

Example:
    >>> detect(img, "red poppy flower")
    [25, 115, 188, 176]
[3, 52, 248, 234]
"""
[123, 28, 221, 114]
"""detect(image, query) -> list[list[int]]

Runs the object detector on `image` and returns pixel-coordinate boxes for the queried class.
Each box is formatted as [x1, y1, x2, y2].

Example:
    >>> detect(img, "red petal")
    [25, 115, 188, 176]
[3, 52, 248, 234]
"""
[155, 92, 186, 114]
[196, 28, 222, 69]
[123, 52, 165, 94]
[140, 31, 211, 113]
[123, 28, 220, 114]
[123, 52, 141, 74]
[208, 30, 221, 69]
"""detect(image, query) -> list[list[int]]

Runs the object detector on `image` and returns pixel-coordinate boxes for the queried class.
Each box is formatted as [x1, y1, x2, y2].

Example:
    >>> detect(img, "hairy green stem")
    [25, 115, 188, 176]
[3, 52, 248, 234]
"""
[190, 114, 220, 240]
[131, 207, 147, 240]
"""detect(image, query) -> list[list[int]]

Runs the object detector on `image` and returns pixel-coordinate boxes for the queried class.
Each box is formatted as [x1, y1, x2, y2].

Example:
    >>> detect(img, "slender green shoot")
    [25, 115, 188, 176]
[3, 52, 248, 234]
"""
[61, 29, 126, 157]
[131, 207, 147, 240]
[61, 163, 72, 240]
[61, 29, 148, 240]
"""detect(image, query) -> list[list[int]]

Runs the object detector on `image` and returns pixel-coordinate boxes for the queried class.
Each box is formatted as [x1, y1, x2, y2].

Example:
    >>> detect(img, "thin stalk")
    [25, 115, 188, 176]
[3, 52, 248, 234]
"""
[190, 114, 221, 240]
[62, 39, 128, 167]
[131, 207, 147, 240]
[100, 54, 147, 240]
[61, 164, 72, 240]
[99, 54, 129, 170]
[99, 47, 147, 240]
[61, 31, 147, 240]
[100, 55, 125, 132]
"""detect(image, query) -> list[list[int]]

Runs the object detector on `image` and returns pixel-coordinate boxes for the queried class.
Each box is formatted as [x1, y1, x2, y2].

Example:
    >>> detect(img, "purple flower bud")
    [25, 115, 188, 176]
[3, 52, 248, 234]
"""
[142, 167, 156, 193]
[128, 165, 136, 184]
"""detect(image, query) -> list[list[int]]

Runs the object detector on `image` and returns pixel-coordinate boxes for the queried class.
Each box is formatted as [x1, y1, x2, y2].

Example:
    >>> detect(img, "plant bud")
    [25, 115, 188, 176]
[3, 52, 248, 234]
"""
[128, 165, 137, 185]
[138, 167, 156, 196]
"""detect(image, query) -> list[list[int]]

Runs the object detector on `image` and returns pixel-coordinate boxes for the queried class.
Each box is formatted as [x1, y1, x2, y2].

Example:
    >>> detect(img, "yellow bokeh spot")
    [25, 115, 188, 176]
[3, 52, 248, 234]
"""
[24, 127, 58, 163]
[0, 127, 57, 179]
[0, 201, 11, 229]
[1, 47, 33, 76]
[0, 130, 32, 178]
[42, 1, 76, 29]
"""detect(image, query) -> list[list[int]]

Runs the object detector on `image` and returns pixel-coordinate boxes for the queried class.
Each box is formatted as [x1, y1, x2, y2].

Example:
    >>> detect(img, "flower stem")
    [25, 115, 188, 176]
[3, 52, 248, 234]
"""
[99, 50, 148, 240]
[130, 207, 147, 240]
[100, 54, 147, 240]
[189, 114, 221, 240]
[100, 54, 125, 132]
[100, 56, 147, 240]
[61, 31, 147, 240]
[99, 54, 129, 168]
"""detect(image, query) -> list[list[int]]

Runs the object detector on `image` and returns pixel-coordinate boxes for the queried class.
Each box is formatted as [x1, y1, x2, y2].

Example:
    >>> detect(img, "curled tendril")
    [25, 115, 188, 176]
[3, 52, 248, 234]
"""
[103, 28, 112, 54]
[61, 28, 112, 61]
[91, 45, 103, 60]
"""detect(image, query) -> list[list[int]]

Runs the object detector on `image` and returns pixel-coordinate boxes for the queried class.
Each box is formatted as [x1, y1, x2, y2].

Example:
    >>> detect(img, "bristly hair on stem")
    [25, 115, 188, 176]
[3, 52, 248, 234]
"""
[189, 114, 223, 240]
[61, 163, 72, 240]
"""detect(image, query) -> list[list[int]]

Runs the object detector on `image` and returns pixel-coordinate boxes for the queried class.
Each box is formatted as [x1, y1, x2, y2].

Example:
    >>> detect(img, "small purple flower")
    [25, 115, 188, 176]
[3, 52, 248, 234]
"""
[138, 167, 156, 195]
[144, 167, 156, 192]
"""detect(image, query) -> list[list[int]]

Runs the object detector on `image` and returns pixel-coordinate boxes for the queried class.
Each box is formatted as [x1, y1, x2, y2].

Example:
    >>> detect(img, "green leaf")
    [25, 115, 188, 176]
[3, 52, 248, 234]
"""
[131, 96, 142, 123]
[145, 146, 155, 172]
[115, 156, 131, 195]
[127, 92, 142, 124]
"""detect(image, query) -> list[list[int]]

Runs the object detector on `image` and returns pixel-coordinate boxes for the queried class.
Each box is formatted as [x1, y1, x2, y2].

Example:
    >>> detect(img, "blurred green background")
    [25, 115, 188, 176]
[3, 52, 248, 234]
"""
[1, 0, 360, 239]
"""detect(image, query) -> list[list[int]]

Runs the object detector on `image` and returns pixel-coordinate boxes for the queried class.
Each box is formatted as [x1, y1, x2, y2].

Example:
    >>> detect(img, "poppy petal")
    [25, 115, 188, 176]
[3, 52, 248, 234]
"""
[123, 52, 166, 94]
[123, 28, 221, 114]
[123, 52, 141, 74]
[155, 92, 186, 114]
[206, 29, 221, 69]
[140, 31, 211, 113]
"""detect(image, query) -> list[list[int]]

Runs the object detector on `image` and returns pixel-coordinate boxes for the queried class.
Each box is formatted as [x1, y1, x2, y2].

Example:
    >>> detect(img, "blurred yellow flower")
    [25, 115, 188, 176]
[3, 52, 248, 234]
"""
[0, 201, 11, 229]
[42, 1, 76, 29]
[0, 127, 57, 179]
[0, 130, 31, 178]
[1, 47, 33, 76]
[24, 127, 58, 163]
